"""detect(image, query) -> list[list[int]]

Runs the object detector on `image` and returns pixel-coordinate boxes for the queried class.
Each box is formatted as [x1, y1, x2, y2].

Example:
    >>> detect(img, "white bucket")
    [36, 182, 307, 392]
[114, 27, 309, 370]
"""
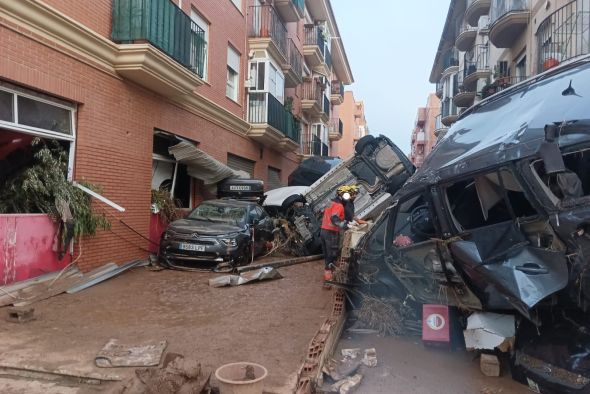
[215, 362, 268, 394]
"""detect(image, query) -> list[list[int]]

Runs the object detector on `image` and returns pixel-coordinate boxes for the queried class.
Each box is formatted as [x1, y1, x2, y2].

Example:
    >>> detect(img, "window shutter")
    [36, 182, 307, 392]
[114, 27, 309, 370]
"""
[227, 47, 240, 72]
[267, 167, 282, 190]
[227, 153, 255, 177]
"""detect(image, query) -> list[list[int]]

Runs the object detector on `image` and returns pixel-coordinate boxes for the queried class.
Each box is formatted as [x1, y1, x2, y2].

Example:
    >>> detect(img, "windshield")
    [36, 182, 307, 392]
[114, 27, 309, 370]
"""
[187, 203, 247, 225]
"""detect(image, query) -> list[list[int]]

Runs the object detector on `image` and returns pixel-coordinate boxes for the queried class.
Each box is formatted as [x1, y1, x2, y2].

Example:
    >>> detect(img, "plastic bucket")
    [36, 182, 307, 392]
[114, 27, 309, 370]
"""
[215, 362, 268, 394]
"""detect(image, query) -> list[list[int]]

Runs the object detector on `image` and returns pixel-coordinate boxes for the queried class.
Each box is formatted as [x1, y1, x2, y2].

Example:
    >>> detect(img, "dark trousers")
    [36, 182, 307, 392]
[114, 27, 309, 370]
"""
[321, 229, 340, 269]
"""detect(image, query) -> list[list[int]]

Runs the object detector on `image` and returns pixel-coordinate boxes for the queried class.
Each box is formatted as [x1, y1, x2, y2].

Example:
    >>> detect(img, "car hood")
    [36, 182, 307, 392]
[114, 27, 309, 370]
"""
[168, 219, 246, 236]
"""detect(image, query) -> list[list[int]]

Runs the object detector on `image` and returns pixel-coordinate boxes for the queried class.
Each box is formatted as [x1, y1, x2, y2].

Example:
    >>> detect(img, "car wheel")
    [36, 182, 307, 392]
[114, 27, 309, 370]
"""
[281, 194, 306, 211]
[354, 135, 376, 155]
[238, 243, 253, 266]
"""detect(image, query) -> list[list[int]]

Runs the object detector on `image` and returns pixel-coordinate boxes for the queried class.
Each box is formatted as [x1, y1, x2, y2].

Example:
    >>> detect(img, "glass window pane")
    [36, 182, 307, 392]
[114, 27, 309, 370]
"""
[0, 90, 13, 122]
[17, 96, 72, 134]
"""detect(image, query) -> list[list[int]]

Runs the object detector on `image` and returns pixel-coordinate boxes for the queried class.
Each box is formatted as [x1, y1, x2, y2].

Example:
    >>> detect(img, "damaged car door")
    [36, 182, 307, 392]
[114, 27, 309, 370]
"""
[444, 168, 568, 320]
[382, 191, 482, 310]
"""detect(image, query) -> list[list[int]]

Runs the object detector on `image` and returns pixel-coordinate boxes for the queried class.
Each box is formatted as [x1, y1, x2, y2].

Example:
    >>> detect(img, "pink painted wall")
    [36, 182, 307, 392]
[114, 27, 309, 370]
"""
[0, 214, 71, 285]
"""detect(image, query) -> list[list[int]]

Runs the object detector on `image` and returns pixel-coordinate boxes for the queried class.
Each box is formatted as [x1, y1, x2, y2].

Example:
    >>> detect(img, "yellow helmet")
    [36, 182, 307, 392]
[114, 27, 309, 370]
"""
[337, 185, 350, 194]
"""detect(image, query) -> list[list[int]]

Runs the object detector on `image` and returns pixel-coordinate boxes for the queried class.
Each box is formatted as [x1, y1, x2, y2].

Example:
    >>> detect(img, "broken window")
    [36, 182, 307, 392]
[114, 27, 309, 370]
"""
[152, 132, 192, 209]
[445, 169, 536, 232]
[391, 195, 436, 247]
[532, 149, 590, 204]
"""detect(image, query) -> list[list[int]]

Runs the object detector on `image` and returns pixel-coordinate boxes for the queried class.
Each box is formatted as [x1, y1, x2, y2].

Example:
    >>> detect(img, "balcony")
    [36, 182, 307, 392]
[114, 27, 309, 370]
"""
[248, 5, 288, 65]
[442, 48, 460, 77]
[274, 0, 304, 23]
[111, 0, 206, 96]
[331, 80, 344, 104]
[465, 0, 492, 26]
[328, 118, 343, 141]
[454, 86, 477, 108]
[301, 135, 329, 157]
[302, 79, 328, 121]
[463, 44, 490, 90]
[489, 0, 530, 48]
[417, 108, 427, 128]
[441, 98, 459, 126]
[537, 0, 590, 73]
[283, 39, 303, 87]
[247, 92, 300, 152]
[435, 80, 444, 98]
[481, 75, 528, 99]
[456, 22, 478, 52]
[303, 25, 331, 76]
[434, 114, 448, 139]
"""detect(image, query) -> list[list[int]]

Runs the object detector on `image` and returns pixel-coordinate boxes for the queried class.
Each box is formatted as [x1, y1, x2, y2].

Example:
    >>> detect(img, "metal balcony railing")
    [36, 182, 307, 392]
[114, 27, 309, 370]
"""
[304, 25, 331, 68]
[436, 80, 444, 96]
[435, 114, 444, 130]
[302, 79, 323, 106]
[301, 135, 329, 156]
[248, 5, 288, 59]
[287, 38, 303, 80]
[464, 44, 490, 77]
[442, 48, 460, 70]
[112, 0, 206, 78]
[324, 45, 332, 70]
[330, 118, 343, 136]
[332, 80, 344, 99]
[323, 96, 330, 118]
[248, 92, 299, 142]
[481, 75, 528, 98]
[537, 0, 590, 73]
[490, 0, 530, 26]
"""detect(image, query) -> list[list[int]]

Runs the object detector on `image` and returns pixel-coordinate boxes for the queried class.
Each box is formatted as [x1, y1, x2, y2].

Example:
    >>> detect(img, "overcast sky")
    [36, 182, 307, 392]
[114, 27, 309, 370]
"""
[331, 1, 449, 154]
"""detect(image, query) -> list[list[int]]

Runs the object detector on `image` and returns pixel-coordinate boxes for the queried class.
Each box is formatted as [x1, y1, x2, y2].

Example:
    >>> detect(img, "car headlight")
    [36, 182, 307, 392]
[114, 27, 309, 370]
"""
[221, 238, 238, 247]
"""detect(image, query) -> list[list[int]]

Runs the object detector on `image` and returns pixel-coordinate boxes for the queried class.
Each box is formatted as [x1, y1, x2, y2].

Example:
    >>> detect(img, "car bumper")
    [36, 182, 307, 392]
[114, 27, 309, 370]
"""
[158, 239, 242, 267]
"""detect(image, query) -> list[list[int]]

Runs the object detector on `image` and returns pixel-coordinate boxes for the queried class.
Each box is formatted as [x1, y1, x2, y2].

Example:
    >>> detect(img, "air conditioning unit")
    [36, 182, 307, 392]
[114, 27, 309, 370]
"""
[244, 78, 254, 89]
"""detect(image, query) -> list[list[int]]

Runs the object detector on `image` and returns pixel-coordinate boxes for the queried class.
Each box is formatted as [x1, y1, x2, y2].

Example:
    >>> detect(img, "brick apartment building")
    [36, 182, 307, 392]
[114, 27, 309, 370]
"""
[409, 93, 440, 167]
[331, 91, 369, 159]
[0, 0, 352, 278]
[431, 0, 590, 139]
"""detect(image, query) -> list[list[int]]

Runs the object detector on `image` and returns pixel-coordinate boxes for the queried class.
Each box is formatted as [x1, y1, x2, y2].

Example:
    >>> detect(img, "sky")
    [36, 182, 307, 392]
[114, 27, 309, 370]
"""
[331, 1, 449, 154]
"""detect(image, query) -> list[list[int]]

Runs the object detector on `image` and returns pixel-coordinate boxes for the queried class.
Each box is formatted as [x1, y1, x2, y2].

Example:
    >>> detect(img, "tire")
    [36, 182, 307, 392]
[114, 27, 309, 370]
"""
[354, 135, 376, 155]
[281, 194, 306, 211]
[238, 243, 253, 266]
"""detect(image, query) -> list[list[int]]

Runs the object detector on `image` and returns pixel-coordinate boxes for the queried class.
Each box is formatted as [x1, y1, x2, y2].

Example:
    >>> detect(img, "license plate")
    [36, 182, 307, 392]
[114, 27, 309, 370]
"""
[179, 243, 206, 252]
[230, 185, 251, 191]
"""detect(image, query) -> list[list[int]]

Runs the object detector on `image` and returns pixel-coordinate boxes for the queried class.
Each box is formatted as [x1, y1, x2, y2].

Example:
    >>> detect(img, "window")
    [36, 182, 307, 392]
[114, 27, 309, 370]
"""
[190, 10, 209, 81]
[248, 60, 285, 103]
[445, 169, 536, 231]
[152, 132, 192, 209]
[533, 149, 590, 203]
[392, 195, 436, 247]
[226, 46, 240, 101]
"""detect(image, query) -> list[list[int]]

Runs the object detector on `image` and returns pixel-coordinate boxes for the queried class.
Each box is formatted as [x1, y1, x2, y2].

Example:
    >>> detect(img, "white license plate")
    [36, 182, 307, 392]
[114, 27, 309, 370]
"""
[179, 243, 206, 252]
[230, 185, 251, 191]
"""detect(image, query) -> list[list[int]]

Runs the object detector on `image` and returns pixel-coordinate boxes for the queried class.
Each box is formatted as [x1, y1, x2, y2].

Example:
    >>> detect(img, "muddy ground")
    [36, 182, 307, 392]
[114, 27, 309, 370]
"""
[337, 333, 529, 393]
[0, 261, 332, 393]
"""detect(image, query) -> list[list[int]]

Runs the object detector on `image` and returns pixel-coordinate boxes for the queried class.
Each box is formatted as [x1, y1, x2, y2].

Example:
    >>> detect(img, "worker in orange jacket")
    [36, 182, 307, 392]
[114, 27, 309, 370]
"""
[320, 186, 350, 282]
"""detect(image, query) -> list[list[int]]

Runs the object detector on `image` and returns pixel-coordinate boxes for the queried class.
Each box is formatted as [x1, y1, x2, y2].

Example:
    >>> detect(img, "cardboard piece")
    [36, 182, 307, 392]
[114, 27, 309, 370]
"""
[463, 312, 515, 352]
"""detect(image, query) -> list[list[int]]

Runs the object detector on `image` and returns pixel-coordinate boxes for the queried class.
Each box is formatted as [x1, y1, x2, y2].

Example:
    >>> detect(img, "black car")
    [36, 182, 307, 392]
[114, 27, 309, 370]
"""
[158, 199, 274, 270]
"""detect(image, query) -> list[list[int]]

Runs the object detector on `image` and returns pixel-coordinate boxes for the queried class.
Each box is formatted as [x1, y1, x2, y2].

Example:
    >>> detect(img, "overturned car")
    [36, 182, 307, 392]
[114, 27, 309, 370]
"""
[351, 56, 590, 392]
[264, 135, 415, 256]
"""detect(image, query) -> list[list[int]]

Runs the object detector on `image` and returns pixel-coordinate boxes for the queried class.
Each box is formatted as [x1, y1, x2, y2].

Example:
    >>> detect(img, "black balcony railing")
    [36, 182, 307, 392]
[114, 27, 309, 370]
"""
[464, 44, 490, 77]
[490, 0, 529, 26]
[436, 80, 444, 96]
[248, 92, 299, 142]
[303, 79, 323, 106]
[441, 98, 458, 118]
[442, 48, 459, 70]
[481, 75, 528, 98]
[301, 135, 329, 156]
[287, 38, 303, 81]
[537, 0, 590, 73]
[112, 0, 206, 77]
[324, 45, 332, 71]
[304, 25, 331, 68]
[248, 5, 288, 59]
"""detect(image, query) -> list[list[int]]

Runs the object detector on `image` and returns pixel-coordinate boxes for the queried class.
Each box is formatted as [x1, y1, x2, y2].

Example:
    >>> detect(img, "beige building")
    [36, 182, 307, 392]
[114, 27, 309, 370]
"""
[332, 91, 369, 159]
[431, 0, 590, 139]
[410, 94, 441, 167]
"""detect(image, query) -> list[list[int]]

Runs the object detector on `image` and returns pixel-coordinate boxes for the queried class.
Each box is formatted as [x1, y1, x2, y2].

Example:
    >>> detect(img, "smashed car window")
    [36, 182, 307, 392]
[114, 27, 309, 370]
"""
[188, 203, 247, 225]
[533, 149, 590, 203]
[392, 195, 436, 247]
[446, 169, 536, 231]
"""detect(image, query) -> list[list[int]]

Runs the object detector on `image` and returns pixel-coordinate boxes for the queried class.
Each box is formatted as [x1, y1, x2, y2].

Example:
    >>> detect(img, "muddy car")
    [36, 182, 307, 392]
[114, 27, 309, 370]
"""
[264, 135, 415, 256]
[352, 56, 590, 392]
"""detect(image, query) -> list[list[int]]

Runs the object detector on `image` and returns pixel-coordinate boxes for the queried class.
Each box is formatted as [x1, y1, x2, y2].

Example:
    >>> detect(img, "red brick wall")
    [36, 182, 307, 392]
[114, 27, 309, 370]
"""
[0, 18, 298, 271]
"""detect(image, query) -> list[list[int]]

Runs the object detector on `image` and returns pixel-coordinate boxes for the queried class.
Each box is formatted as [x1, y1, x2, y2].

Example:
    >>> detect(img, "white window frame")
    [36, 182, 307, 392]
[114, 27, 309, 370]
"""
[247, 58, 285, 104]
[227, 46, 241, 102]
[0, 84, 77, 180]
[190, 9, 209, 81]
[230, 0, 242, 12]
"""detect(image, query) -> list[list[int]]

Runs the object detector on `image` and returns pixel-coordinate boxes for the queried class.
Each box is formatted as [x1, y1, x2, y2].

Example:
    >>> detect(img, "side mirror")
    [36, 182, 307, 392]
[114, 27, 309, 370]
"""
[540, 124, 566, 174]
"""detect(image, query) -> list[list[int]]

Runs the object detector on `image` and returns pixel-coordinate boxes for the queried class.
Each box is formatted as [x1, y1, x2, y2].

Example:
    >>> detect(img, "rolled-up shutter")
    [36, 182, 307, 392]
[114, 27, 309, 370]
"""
[267, 167, 282, 190]
[227, 153, 255, 178]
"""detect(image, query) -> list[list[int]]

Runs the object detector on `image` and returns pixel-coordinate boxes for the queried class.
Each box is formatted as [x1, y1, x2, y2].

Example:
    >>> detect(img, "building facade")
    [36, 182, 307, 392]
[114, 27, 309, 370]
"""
[431, 0, 590, 139]
[332, 91, 369, 159]
[0, 0, 352, 274]
[410, 93, 440, 167]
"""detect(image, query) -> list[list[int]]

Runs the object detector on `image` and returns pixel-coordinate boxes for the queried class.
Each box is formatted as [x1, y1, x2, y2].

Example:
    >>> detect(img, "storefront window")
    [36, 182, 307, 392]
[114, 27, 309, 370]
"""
[17, 96, 72, 135]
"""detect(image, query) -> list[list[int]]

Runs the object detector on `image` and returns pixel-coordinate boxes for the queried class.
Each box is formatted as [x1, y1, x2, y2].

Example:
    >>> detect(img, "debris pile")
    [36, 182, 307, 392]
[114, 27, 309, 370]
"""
[319, 348, 377, 393]
[352, 295, 421, 337]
